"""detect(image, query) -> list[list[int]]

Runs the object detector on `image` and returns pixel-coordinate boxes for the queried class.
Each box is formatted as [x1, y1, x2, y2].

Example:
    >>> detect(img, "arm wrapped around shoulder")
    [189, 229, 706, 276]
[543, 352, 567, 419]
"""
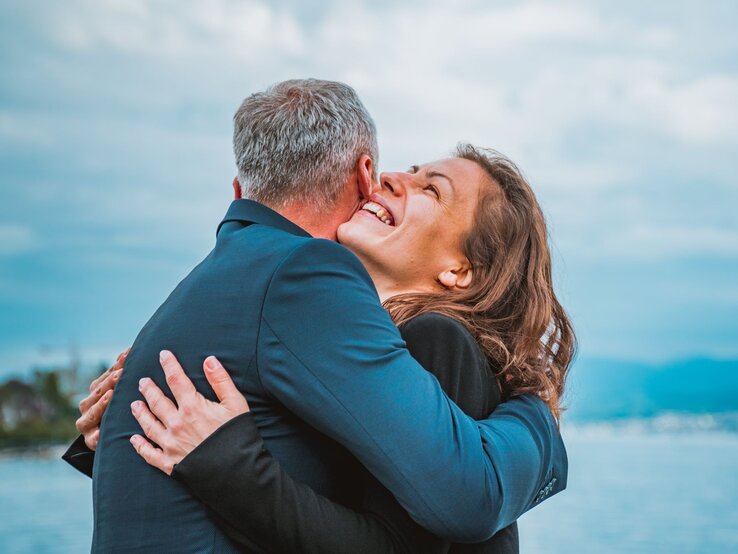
[257, 239, 567, 541]
[475, 394, 568, 537]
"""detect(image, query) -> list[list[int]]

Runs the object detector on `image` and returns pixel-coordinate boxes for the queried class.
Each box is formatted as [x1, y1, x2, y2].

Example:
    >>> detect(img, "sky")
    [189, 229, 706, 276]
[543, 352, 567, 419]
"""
[0, 0, 737, 376]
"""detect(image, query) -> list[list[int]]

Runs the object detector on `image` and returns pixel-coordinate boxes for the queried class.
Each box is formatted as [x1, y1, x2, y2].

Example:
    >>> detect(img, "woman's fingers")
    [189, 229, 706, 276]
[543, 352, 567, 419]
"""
[138, 377, 178, 427]
[74, 349, 129, 451]
[77, 390, 113, 450]
[89, 348, 129, 393]
[130, 435, 174, 476]
[88, 369, 112, 394]
[76, 389, 113, 434]
[80, 369, 122, 414]
[159, 350, 199, 406]
[130, 400, 167, 446]
[203, 356, 249, 412]
[88, 429, 100, 450]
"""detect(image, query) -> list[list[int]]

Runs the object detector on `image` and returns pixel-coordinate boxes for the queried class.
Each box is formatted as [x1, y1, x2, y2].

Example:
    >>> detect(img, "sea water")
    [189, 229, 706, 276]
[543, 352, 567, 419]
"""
[1, 428, 737, 553]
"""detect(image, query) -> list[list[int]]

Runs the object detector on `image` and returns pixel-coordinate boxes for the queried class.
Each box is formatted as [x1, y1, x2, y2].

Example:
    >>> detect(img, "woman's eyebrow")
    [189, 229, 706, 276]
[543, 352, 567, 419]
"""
[426, 170, 456, 193]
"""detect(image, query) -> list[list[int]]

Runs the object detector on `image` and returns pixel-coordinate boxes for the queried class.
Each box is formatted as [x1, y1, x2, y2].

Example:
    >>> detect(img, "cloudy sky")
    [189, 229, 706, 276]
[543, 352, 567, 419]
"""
[1, 0, 736, 376]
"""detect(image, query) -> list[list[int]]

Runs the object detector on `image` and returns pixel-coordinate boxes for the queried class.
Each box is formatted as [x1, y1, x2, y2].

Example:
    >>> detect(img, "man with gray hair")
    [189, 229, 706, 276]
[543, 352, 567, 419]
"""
[65, 79, 566, 552]
[233, 79, 379, 210]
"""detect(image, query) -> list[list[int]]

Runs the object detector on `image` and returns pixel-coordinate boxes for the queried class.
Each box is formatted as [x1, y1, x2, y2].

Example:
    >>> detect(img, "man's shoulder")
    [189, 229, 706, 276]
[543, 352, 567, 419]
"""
[222, 221, 312, 256]
[268, 237, 374, 289]
[259, 236, 386, 336]
[282, 235, 361, 262]
[223, 222, 364, 272]
[215, 223, 362, 283]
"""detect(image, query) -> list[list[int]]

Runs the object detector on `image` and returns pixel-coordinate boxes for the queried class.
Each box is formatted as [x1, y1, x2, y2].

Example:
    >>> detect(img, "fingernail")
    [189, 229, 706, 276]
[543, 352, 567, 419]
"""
[130, 435, 139, 446]
[204, 356, 219, 372]
[138, 377, 149, 390]
[160, 350, 171, 363]
[113, 369, 122, 380]
[131, 401, 140, 414]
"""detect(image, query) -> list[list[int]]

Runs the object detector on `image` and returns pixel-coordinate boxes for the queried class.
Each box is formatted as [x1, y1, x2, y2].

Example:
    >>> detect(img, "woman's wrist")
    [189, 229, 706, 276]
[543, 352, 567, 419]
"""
[172, 411, 258, 487]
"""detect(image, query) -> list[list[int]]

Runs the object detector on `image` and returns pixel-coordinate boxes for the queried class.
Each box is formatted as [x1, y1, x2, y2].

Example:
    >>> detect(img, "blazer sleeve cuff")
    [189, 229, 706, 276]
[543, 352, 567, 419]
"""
[171, 412, 259, 497]
[61, 435, 95, 478]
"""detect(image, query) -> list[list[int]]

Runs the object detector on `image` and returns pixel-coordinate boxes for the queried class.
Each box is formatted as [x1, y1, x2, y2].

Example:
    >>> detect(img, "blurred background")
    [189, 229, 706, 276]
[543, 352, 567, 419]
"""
[1, 0, 736, 552]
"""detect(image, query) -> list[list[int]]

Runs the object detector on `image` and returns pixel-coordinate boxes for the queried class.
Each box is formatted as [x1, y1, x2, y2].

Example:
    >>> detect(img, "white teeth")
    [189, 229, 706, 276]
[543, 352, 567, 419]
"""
[361, 201, 393, 226]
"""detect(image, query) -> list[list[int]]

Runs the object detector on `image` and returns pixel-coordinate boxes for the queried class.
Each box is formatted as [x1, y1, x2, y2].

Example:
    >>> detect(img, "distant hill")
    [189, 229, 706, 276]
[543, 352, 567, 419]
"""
[563, 358, 738, 421]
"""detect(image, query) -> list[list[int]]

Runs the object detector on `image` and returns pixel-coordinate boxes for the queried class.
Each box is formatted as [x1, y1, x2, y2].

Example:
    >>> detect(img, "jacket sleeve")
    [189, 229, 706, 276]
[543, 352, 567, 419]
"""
[61, 435, 95, 477]
[171, 314, 494, 553]
[173, 412, 442, 554]
[255, 239, 566, 542]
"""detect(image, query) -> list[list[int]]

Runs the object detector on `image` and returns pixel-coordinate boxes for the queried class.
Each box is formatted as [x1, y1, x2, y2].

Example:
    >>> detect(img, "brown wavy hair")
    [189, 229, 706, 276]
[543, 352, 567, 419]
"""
[384, 144, 575, 420]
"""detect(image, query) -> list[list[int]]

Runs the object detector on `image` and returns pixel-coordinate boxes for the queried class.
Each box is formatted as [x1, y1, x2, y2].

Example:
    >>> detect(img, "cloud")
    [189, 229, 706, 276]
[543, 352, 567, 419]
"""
[0, 225, 36, 256]
[52, 0, 305, 59]
[0, 0, 737, 363]
[629, 75, 738, 144]
[600, 224, 738, 260]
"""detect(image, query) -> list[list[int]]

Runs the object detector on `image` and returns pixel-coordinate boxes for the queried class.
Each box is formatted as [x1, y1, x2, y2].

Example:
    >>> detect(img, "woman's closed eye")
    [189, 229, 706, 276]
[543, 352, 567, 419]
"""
[424, 184, 440, 198]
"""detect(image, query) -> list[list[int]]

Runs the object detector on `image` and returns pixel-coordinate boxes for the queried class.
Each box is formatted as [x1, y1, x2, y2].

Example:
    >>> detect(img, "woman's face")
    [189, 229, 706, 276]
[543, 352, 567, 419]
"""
[338, 157, 490, 297]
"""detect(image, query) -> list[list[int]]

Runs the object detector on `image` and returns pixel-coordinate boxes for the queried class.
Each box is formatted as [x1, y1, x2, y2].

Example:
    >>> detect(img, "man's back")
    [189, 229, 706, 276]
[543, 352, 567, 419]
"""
[93, 201, 361, 552]
[92, 199, 568, 551]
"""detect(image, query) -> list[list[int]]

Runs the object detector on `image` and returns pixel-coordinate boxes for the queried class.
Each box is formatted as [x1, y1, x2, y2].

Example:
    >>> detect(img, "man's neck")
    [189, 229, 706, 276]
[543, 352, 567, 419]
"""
[275, 193, 361, 241]
[274, 205, 336, 241]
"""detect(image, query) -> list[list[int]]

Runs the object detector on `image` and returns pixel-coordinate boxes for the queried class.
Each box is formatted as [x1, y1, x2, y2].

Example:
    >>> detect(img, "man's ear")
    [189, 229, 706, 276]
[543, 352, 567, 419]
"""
[232, 177, 241, 199]
[356, 154, 377, 198]
[437, 262, 473, 290]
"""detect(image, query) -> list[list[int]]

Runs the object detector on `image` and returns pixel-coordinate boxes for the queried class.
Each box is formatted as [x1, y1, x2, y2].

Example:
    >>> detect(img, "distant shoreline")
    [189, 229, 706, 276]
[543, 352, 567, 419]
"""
[565, 410, 738, 435]
[0, 443, 67, 460]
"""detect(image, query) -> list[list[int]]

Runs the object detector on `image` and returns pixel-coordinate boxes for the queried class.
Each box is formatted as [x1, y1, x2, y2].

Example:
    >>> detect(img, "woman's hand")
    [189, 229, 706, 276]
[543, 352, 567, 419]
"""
[76, 348, 128, 450]
[129, 350, 250, 475]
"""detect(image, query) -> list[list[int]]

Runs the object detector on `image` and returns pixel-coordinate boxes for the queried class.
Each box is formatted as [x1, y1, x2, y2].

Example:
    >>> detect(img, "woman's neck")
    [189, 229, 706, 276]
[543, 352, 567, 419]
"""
[361, 260, 436, 304]
[371, 274, 405, 304]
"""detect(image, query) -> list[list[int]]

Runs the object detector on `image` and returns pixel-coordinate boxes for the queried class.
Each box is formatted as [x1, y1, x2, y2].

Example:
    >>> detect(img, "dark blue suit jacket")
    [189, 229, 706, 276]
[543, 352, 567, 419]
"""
[90, 200, 567, 552]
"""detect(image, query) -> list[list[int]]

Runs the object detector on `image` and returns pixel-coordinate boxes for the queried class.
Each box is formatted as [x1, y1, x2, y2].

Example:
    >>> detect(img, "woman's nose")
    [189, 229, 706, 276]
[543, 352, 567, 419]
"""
[379, 172, 409, 196]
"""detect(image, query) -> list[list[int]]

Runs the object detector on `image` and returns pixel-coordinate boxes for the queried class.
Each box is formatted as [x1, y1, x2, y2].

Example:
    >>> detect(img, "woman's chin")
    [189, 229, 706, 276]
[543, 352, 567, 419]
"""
[337, 220, 385, 264]
[338, 217, 376, 246]
[335, 220, 352, 245]
[337, 219, 366, 249]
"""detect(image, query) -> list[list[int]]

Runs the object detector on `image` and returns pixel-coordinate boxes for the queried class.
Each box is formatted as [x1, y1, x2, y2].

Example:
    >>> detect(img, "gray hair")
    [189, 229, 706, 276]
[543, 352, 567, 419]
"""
[233, 79, 378, 208]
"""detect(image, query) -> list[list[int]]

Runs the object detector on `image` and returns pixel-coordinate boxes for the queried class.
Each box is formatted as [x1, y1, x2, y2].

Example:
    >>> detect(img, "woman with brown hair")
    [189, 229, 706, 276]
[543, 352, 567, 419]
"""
[379, 144, 574, 422]
[82, 143, 574, 552]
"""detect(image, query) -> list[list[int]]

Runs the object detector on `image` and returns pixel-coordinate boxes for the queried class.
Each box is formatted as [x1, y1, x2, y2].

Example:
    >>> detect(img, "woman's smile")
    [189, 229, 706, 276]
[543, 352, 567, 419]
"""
[359, 196, 396, 226]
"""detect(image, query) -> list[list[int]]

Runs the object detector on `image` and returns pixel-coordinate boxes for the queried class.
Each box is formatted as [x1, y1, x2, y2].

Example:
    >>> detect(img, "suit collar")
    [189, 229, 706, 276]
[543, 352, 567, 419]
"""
[217, 199, 312, 238]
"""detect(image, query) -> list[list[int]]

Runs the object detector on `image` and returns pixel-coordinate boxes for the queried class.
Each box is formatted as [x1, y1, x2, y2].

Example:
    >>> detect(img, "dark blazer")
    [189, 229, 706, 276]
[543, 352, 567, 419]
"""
[172, 313, 519, 553]
[65, 200, 566, 552]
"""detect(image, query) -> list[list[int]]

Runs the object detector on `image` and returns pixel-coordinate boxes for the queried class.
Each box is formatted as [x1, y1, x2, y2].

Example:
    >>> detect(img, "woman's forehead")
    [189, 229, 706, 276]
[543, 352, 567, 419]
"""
[417, 157, 484, 178]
